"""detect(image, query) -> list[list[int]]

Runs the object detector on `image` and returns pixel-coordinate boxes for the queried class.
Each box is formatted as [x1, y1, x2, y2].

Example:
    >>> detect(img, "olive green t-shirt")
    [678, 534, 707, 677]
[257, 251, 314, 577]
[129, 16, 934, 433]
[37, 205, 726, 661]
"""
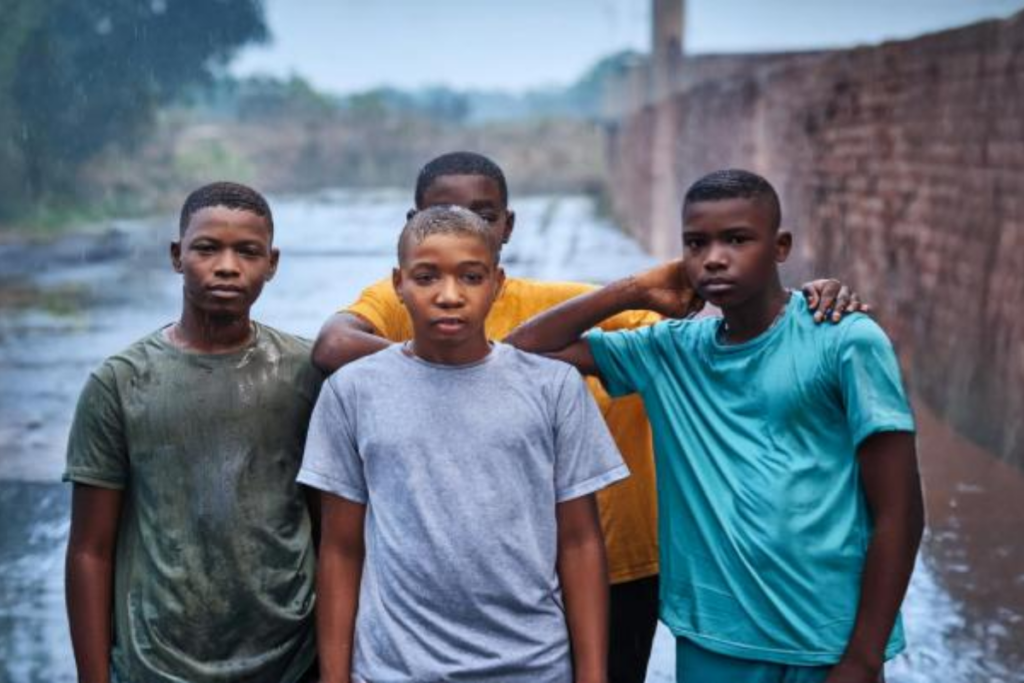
[64, 322, 321, 683]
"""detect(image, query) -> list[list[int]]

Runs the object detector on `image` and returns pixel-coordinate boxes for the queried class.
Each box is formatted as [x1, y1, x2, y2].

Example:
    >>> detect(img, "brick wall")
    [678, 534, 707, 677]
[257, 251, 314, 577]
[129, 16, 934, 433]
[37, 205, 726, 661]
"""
[606, 14, 1024, 466]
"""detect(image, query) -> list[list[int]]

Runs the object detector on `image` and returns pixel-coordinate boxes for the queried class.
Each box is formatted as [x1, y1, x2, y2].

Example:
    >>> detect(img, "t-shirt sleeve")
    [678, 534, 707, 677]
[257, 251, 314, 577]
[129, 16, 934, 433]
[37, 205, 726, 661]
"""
[835, 317, 916, 447]
[585, 325, 659, 398]
[297, 379, 368, 504]
[343, 278, 412, 341]
[63, 367, 128, 489]
[551, 365, 629, 502]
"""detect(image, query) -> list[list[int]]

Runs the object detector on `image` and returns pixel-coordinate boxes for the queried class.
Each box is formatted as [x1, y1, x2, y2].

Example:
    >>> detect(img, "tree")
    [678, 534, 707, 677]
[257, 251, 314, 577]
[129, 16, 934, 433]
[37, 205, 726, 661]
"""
[0, 0, 268, 222]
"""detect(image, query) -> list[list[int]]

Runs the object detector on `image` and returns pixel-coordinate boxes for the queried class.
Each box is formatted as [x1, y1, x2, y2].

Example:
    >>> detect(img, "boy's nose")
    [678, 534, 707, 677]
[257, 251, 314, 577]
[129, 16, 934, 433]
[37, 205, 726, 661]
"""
[704, 244, 728, 270]
[214, 252, 242, 276]
[436, 278, 463, 306]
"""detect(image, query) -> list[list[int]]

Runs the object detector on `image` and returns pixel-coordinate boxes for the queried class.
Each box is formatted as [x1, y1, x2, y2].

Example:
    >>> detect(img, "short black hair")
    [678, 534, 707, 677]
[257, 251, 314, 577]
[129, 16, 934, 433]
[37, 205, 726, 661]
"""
[683, 169, 781, 231]
[414, 152, 508, 208]
[179, 181, 274, 236]
[398, 205, 502, 266]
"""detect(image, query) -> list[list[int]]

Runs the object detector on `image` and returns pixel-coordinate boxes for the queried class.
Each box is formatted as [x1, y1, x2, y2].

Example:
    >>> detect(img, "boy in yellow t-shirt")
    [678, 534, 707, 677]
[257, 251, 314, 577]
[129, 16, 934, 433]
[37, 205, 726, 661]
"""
[311, 151, 864, 683]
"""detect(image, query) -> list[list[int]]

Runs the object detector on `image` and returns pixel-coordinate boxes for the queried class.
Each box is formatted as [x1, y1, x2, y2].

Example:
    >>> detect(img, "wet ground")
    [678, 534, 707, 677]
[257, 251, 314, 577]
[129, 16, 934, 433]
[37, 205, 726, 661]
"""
[0, 189, 1021, 682]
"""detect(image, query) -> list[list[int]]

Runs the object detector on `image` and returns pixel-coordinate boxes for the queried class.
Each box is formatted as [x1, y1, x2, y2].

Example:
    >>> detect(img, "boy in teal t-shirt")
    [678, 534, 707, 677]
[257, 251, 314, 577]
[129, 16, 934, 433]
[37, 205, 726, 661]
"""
[508, 169, 924, 683]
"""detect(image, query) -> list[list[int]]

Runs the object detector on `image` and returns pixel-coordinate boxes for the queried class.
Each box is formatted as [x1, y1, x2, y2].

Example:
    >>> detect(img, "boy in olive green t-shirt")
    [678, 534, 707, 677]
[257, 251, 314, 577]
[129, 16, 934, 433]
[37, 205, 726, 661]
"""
[64, 182, 321, 683]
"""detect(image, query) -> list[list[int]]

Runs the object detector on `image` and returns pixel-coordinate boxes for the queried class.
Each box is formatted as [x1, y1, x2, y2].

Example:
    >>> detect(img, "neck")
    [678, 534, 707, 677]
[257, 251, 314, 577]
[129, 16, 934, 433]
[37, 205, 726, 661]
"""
[170, 306, 253, 354]
[720, 281, 790, 344]
[408, 334, 492, 366]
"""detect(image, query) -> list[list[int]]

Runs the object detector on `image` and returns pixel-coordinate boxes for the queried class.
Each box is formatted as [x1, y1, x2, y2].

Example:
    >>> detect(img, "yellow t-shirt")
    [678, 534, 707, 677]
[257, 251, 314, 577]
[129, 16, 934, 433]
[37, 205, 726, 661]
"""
[345, 277, 661, 584]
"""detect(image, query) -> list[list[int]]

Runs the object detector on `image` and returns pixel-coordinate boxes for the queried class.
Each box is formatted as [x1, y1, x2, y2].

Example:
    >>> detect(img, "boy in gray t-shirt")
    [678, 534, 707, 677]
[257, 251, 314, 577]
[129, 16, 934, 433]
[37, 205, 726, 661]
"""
[299, 206, 628, 683]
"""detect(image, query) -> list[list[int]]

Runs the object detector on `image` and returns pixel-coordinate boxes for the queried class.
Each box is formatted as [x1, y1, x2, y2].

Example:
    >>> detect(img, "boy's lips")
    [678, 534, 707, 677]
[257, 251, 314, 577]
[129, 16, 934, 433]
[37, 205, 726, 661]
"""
[699, 279, 737, 295]
[431, 317, 467, 333]
[207, 285, 245, 299]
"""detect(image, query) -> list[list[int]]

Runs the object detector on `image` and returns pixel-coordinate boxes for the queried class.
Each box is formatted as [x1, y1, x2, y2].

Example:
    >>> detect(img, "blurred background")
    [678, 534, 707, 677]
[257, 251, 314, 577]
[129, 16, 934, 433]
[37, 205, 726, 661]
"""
[1, 1, 1022, 681]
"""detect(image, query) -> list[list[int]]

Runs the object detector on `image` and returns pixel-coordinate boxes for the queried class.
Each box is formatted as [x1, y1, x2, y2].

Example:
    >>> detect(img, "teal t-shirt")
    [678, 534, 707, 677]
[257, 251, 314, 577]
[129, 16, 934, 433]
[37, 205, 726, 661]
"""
[64, 323, 321, 683]
[588, 292, 915, 666]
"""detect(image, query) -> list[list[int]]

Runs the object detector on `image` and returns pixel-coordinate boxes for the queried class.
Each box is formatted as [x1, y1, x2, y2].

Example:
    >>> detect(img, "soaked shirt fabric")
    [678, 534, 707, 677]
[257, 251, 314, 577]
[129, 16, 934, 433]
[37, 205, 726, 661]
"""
[587, 292, 916, 666]
[346, 276, 662, 584]
[64, 323, 321, 683]
[298, 343, 629, 683]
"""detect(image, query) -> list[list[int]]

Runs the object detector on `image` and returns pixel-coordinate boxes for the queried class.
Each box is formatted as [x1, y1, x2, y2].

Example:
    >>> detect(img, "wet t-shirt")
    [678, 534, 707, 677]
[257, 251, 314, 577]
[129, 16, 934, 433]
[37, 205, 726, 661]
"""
[588, 293, 915, 666]
[299, 343, 629, 683]
[64, 323, 321, 683]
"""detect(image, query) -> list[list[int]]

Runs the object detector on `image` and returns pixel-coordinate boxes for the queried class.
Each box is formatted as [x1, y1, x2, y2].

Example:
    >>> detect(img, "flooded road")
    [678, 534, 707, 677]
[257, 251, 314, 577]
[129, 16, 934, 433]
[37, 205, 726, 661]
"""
[1, 189, 1021, 682]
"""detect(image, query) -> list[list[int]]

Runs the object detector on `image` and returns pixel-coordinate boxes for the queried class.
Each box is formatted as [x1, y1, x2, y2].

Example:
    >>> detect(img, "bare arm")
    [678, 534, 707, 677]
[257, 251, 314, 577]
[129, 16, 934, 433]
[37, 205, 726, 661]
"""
[66, 484, 123, 683]
[826, 431, 924, 683]
[506, 261, 698, 376]
[311, 313, 394, 374]
[317, 493, 367, 683]
[557, 494, 609, 683]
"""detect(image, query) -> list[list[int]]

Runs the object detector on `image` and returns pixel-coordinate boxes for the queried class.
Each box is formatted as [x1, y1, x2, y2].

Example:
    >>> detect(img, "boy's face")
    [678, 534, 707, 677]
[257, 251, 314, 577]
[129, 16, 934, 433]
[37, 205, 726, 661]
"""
[682, 197, 791, 309]
[416, 174, 515, 246]
[393, 232, 505, 357]
[171, 206, 279, 319]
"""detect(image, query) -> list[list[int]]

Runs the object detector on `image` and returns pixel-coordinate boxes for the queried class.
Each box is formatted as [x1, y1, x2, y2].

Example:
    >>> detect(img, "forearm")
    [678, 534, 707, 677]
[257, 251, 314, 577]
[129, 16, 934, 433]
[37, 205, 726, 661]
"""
[312, 313, 393, 374]
[317, 545, 363, 683]
[559, 537, 609, 683]
[506, 278, 643, 354]
[835, 432, 924, 679]
[557, 497, 610, 683]
[840, 507, 924, 673]
[65, 550, 115, 683]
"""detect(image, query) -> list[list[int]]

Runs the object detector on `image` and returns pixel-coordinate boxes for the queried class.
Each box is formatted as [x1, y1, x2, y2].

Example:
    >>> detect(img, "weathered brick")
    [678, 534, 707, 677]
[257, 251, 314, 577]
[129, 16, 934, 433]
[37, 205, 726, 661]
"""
[606, 10, 1024, 466]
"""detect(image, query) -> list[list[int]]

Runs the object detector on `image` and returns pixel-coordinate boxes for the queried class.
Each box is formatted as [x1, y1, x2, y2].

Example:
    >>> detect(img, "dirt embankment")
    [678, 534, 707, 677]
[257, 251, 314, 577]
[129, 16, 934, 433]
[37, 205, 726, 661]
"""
[15, 110, 609, 233]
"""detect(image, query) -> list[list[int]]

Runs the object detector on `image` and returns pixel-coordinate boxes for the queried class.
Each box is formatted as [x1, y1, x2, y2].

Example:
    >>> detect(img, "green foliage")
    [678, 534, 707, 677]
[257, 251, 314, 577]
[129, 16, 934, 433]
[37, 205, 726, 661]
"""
[0, 0, 268, 224]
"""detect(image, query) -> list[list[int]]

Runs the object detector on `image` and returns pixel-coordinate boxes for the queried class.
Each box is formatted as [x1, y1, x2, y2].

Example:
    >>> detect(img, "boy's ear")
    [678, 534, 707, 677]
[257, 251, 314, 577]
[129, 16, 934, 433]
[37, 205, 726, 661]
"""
[392, 267, 405, 305]
[266, 247, 280, 281]
[503, 210, 516, 244]
[775, 230, 793, 263]
[494, 266, 506, 298]
[170, 241, 183, 273]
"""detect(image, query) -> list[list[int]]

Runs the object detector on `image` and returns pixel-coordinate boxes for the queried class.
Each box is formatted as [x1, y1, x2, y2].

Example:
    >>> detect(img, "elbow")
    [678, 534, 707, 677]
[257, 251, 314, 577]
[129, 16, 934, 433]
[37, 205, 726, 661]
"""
[311, 336, 339, 374]
[66, 540, 116, 571]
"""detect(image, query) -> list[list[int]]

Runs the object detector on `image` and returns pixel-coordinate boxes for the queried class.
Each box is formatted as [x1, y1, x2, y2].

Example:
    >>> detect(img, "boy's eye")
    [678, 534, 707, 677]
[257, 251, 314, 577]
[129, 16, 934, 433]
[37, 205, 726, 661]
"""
[193, 243, 217, 253]
[683, 238, 704, 250]
[462, 272, 485, 284]
[475, 211, 499, 224]
[413, 273, 437, 284]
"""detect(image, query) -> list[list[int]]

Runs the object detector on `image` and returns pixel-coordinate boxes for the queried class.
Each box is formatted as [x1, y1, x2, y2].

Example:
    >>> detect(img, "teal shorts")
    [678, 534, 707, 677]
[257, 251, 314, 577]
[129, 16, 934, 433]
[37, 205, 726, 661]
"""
[676, 638, 832, 683]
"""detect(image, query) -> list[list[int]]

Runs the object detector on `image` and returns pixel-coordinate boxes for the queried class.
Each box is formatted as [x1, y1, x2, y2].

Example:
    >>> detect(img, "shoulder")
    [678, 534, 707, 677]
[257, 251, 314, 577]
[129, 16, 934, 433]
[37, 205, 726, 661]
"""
[498, 342, 576, 377]
[352, 276, 399, 305]
[93, 328, 172, 383]
[592, 315, 711, 347]
[502, 277, 596, 306]
[327, 344, 401, 390]
[833, 314, 896, 354]
[493, 344, 584, 404]
[255, 322, 314, 357]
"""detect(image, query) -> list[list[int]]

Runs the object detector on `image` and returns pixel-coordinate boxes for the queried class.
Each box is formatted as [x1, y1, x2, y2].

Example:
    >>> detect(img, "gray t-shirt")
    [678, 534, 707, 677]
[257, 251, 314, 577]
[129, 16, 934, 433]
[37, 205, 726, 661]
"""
[64, 322, 321, 683]
[299, 342, 628, 683]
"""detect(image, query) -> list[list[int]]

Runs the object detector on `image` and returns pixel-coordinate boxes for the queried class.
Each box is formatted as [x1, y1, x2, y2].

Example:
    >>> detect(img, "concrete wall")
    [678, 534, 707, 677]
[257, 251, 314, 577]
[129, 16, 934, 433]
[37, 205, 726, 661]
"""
[605, 14, 1024, 466]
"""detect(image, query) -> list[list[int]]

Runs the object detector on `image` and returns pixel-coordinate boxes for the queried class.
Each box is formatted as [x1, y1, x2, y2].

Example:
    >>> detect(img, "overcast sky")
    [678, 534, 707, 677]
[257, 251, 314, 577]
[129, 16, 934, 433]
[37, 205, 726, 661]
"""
[231, 0, 1024, 94]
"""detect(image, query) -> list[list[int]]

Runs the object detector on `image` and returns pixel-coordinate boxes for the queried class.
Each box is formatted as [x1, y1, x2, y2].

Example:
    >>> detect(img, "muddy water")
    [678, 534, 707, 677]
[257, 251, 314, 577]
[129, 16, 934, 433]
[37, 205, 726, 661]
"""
[0, 190, 1021, 682]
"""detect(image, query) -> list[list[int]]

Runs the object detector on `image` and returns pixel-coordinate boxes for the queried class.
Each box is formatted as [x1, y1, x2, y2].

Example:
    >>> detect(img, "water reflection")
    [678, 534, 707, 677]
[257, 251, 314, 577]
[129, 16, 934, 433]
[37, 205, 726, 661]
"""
[0, 190, 1020, 682]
